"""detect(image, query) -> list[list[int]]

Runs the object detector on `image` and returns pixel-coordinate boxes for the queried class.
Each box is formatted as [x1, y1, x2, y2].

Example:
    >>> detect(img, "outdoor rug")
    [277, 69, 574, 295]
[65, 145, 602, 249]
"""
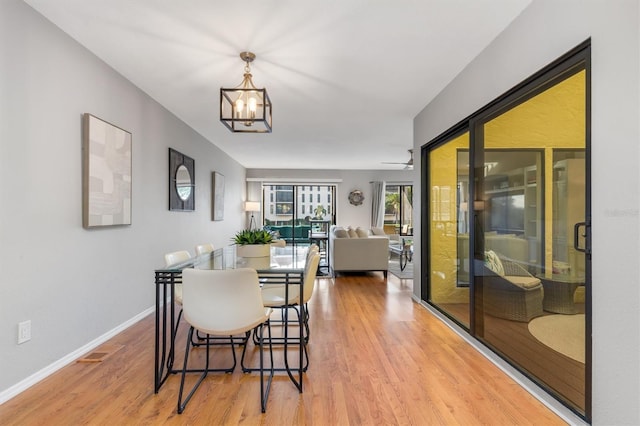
[528, 314, 585, 363]
[388, 258, 413, 279]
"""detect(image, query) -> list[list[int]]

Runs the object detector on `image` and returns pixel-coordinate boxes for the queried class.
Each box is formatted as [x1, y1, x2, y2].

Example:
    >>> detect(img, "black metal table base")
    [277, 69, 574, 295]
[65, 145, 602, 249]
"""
[155, 266, 305, 394]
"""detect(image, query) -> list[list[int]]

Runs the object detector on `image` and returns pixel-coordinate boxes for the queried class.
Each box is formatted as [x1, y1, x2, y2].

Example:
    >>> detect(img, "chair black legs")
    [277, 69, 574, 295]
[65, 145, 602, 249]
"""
[239, 321, 274, 412]
[258, 321, 274, 412]
[177, 324, 273, 414]
[251, 306, 310, 372]
[302, 303, 311, 343]
[177, 327, 208, 414]
[252, 306, 304, 344]
[177, 328, 236, 414]
[192, 330, 250, 347]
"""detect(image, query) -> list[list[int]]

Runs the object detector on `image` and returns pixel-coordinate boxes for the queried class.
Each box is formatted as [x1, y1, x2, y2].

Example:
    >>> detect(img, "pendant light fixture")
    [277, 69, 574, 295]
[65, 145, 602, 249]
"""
[220, 52, 272, 133]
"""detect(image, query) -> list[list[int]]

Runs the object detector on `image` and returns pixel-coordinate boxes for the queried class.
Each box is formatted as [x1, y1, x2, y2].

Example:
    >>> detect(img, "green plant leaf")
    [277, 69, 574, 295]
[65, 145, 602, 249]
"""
[232, 229, 274, 245]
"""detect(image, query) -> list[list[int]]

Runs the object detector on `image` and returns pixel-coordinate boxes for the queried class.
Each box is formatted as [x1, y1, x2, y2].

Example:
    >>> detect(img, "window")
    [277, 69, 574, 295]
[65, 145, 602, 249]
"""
[275, 186, 293, 216]
[385, 185, 413, 235]
[262, 184, 337, 245]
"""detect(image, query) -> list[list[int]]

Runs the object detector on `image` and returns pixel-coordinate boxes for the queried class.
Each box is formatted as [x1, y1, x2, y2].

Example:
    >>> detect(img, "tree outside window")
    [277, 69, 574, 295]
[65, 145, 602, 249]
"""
[385, 185, 413, 235]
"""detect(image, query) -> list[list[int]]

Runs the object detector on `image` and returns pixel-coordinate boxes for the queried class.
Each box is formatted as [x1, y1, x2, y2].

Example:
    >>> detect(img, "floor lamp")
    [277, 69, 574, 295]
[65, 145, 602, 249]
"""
[244, 201, 261, 230]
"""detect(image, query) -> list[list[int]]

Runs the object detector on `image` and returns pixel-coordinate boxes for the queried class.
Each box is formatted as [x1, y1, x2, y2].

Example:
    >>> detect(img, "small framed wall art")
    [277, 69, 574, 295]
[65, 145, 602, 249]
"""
[82, 113, 132, 228]
[212, 171, 225, 221]
[169, 148, 195, 211]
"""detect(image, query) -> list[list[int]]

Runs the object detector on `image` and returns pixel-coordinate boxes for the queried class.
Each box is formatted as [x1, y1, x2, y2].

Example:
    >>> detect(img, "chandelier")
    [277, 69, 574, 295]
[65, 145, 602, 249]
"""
[220, 52, 272, 133]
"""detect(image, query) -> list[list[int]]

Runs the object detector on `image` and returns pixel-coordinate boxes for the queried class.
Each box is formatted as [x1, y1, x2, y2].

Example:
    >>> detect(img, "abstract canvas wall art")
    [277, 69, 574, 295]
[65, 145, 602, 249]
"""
[82, 113, 132, 228]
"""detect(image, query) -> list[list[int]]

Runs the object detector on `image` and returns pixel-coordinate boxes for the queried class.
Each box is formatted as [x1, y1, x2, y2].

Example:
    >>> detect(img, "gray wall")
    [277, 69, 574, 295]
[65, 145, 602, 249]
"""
[3, 0, 639, 422]
[246, 169, 414, 228]
[0, 0, 246, 396]
[413, 0, 639, 423]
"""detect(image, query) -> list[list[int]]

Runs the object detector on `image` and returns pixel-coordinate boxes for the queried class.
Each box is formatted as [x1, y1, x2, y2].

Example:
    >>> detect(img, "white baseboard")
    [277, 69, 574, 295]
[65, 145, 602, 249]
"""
[0, 306, 155, 405]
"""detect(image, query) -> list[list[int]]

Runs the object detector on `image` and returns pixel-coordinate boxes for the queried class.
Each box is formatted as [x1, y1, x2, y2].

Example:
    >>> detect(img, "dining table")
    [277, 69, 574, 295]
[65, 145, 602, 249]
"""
[153, 244, 308, 394]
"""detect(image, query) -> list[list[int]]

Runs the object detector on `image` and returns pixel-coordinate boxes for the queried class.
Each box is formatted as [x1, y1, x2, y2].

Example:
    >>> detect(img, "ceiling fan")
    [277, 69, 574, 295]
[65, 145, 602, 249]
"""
[382, 149, 413, 169]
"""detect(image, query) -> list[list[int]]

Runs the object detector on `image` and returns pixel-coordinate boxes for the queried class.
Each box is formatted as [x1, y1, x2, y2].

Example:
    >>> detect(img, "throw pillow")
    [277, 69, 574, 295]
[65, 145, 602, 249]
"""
[347, 228, 358, 238]
[355, 227, 368, 238]
[484, 250, 505, 276]
[334, 228, 349, 238]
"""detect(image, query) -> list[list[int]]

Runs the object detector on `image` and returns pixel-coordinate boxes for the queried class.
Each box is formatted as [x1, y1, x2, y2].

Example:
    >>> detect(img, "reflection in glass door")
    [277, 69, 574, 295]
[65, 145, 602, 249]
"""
[425, 45, 590, 419]
[475, 69, 588, 414]
[427, 131, 470, 328]
[552, 151, 586, 280]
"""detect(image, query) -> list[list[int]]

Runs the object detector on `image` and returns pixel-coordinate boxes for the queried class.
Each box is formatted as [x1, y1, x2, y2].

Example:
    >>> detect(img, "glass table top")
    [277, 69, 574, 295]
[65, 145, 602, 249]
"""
[157, 244, 308, 273]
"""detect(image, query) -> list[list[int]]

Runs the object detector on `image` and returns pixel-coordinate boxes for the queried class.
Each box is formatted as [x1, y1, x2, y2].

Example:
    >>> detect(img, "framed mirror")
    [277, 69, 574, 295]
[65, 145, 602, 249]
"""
[169, 148, 195, 211]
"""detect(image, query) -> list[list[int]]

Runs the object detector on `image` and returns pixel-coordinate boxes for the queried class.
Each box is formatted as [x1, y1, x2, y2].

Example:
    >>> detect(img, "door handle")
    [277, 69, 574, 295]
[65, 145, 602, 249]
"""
[574, 221, 587, 253]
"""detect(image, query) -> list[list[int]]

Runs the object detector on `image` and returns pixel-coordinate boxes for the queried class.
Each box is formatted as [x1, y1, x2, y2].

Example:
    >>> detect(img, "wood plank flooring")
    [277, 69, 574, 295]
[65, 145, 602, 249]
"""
[438, 303, 586, 413]
[0, 274, 567, 425]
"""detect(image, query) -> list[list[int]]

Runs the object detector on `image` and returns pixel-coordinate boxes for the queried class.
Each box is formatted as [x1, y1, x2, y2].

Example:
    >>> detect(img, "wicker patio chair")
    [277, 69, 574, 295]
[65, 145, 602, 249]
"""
[482, 254, 544, 322]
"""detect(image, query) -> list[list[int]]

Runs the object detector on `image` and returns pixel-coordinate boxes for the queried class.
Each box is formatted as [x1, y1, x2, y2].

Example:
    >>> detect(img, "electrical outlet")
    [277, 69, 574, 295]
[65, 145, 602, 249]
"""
[18, 320, 31, 344]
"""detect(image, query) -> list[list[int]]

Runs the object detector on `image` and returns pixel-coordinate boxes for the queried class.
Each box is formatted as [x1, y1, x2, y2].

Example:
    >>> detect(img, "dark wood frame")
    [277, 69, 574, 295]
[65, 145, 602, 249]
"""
[169, 148, 195, 211]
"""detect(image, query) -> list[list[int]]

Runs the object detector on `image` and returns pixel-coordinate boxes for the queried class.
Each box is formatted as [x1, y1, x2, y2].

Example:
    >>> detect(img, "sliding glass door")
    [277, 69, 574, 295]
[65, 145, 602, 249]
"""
[262, 184, 336, 245]
[425, 44, 590, 418]
[385, 185, 414, 235]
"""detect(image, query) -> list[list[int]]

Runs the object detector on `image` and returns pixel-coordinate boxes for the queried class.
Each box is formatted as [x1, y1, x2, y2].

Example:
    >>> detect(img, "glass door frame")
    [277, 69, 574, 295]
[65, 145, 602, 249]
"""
[421, 40, 591, 420]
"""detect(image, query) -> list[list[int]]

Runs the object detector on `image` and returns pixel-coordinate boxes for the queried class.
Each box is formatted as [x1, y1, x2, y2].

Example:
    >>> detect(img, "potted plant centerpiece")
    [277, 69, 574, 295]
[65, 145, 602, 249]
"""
[233, 229, 273, 259]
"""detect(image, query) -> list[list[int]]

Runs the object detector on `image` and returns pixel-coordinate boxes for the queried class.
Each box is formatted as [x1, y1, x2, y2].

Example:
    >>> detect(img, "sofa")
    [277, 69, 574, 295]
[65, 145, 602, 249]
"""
[329, 226, 389, 277]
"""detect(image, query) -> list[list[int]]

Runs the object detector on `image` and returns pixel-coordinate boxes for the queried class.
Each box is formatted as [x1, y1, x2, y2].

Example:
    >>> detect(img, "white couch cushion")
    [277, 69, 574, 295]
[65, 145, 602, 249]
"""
[355, 227, 369, 238]
[505, 275, 541, 290]
[334, 228, 349, 238]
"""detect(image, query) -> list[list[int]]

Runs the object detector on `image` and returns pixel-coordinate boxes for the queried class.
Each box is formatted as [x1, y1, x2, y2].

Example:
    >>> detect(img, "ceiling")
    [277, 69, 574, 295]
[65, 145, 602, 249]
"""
[24, 0, 530, 170]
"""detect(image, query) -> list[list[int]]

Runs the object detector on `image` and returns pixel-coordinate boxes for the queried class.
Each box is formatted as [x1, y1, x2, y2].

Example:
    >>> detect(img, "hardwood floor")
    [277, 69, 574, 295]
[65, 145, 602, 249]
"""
[0, 274, 567, 425]
[437, 303, 586, 413]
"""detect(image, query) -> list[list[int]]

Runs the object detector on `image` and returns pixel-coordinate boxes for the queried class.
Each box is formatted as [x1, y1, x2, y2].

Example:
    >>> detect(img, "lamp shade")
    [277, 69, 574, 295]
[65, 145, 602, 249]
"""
[244, 201, 261, 212]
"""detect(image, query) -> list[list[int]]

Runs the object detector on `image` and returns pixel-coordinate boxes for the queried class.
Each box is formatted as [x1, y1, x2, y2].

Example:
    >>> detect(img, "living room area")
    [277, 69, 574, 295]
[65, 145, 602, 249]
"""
[247, 176, 414, 280]
[3, 0, 640, 425]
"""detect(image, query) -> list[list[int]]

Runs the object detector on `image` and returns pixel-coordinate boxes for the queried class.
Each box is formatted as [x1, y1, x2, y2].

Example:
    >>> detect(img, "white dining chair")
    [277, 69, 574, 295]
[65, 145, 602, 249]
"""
[164, 250, 191, 325]
[260, 252, 320, 339]
[178, 268, 274, 414]
[195, 243, 214, 256]
[299, 252, 321, 339]
[270, 239, 286, 248]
